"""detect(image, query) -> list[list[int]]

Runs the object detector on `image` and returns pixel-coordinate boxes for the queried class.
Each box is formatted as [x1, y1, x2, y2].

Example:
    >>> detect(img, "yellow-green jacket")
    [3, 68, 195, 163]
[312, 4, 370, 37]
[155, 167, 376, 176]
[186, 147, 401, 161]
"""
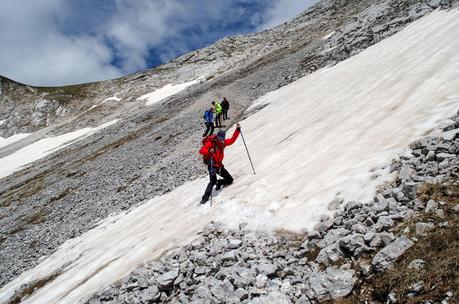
[214, 102, 223, 114]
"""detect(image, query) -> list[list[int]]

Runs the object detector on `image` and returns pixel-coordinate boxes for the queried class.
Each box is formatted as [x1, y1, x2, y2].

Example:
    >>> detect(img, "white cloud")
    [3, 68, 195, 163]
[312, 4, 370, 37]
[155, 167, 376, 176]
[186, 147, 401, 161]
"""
[0, 1, 123, 86]
[0, 0, 317, 86]
[257, 0, 320, 30]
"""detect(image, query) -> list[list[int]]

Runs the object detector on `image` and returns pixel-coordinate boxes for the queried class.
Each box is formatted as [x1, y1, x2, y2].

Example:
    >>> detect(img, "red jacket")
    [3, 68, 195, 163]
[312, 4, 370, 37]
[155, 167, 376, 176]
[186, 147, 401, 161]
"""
[199, 129, 240, 167]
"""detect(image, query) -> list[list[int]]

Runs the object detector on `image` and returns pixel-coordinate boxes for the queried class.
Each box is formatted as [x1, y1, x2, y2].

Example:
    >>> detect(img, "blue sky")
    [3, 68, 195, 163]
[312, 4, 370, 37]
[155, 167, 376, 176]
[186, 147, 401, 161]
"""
[0, 0, 318, 86]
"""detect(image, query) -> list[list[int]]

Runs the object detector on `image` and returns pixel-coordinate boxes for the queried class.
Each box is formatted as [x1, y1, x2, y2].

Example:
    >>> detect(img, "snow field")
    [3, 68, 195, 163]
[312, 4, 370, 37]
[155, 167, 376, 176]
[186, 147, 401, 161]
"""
[0, 133, 31, 150]
[0, 120, 119, 179]
[138, 78, 202, 106]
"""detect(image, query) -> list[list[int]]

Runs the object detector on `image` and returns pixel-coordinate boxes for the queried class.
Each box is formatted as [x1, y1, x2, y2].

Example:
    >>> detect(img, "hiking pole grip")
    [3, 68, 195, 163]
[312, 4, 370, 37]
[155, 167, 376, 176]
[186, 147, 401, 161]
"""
[240, 130, 256, 175]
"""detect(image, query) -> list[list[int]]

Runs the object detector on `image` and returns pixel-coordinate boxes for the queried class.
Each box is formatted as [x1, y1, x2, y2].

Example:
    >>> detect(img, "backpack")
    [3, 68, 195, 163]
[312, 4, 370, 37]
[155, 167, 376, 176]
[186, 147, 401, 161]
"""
[201, 134, 217, 164]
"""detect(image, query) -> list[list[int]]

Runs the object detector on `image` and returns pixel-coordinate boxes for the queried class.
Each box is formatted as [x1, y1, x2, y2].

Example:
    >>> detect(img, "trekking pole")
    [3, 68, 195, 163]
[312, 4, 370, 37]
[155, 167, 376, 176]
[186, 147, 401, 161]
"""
[210, 157, 213, 207]
[240, 130, 256, 174]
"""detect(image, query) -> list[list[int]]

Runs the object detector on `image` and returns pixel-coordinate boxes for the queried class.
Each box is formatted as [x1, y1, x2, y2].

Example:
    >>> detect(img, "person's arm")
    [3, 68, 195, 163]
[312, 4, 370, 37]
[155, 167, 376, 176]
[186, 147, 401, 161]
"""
[224, 124, 241, 146]
[199, 141, 214, 155]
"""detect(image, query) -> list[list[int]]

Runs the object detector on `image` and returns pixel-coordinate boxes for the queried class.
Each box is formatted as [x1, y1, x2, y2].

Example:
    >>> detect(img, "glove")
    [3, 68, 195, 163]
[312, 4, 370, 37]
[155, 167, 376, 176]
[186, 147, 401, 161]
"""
[236, 123, 241, 131]
[209, 148, 215, 154]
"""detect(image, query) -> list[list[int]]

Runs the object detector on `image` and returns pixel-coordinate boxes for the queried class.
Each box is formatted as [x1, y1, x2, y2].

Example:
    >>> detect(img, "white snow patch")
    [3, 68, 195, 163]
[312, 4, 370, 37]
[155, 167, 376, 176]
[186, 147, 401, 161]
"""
[102, 96, 121, 104]
[321, 31, 336, 40]
[87, 104, 98, 111]
[0, 133, 31, 150]
[0, 119, 5, 125]
[1, 10, 459, 304]
[138, 79, 201, 106]
[85, 96, 121, 112]
[0, 120, 118, 179]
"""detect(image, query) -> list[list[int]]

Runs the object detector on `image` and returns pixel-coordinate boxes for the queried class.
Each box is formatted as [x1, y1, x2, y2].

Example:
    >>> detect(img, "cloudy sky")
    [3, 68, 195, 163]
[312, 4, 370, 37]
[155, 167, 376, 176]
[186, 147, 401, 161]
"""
[0, 0, 318, 87]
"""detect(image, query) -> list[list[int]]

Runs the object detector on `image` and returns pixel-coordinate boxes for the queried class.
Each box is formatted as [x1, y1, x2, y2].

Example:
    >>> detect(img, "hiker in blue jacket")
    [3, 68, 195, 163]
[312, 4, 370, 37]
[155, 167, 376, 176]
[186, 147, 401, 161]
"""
[202, 107, 215, 137]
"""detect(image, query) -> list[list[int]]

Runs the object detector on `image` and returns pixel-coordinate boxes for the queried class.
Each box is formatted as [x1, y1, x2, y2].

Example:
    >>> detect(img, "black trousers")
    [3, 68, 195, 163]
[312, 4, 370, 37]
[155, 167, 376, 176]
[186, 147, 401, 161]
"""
[201, 165, 233, 203]
[222, 109, 228, 120]
[203, 122, 214, 137]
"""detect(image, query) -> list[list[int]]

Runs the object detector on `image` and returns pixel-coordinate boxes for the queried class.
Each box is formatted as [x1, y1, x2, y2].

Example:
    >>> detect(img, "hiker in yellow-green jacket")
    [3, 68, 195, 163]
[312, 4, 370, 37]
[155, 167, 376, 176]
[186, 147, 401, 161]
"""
[212, 101, 223, 127]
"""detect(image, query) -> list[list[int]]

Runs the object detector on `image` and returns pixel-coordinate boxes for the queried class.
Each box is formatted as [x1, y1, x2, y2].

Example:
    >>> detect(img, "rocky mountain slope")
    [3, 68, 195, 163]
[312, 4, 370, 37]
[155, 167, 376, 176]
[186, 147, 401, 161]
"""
[0, 0, 458, 303]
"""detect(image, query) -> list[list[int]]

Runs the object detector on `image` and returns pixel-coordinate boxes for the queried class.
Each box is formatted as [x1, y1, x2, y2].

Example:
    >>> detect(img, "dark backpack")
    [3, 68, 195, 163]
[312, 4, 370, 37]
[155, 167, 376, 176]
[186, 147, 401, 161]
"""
[201, 134, 217, 164]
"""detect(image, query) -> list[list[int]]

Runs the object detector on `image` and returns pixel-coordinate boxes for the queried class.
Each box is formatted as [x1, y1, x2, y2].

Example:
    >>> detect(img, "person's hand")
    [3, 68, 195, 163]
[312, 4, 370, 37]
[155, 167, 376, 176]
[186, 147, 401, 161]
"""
[209, 148, 215, 154]
[236, 123, 241, 131]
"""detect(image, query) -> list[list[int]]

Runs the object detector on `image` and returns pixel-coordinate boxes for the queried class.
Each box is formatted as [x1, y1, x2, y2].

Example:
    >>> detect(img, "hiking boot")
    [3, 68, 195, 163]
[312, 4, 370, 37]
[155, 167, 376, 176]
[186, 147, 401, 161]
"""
[200, 197, 209, 204]
[215, 183, 222, 191]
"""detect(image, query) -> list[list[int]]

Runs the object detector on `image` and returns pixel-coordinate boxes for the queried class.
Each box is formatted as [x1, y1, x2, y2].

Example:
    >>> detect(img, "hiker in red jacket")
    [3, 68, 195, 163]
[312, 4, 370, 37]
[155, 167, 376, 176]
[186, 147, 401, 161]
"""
[199, 123, 241, 204]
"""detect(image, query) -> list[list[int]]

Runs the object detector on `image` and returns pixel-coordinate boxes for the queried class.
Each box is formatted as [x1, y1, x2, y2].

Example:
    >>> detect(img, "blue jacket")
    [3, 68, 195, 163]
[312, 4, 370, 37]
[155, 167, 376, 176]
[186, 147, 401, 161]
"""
[204, 110, 214, 123]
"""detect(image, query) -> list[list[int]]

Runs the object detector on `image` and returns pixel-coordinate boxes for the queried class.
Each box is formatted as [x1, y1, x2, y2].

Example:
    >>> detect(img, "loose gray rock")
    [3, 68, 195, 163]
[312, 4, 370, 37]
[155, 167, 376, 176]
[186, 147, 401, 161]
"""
[249, 291, 291, 304]
[408, 259, 426, 270]
[157, 269, 179, 290]
[351, 223, 368, 234]
[436, 153, 455, 162]
[138, 286, 160, 303]
[434, 208, 446, 219]
[316, 243, 343, 266]
[415, 222, 435, 236]
[364, 231, 376, 243]
[401, 182, 417, 200]
[425, 199, 438, 213]
[372, 200, 389, 213]
[339, 234, 365, 255]
[372, 236, 414, 272]
[255, 274, 268, 289]
[256, 263, 278, 277]
[345, 201, 362, 213]
[369, 234, 383, 248]
[379, 232, 395, 245]
[328, 197, 343, 210]
[228, 239, 242, 249]
[309, 267, 355, 301]
[452, 204, 459, 213]
[408, 281, 424, 296]
[222, 251, 237, 262]
[234, 287, 248, 301]
[398, 165, 414, 181]
[375, 216, 395, 232]
[360, 262, 372, 277]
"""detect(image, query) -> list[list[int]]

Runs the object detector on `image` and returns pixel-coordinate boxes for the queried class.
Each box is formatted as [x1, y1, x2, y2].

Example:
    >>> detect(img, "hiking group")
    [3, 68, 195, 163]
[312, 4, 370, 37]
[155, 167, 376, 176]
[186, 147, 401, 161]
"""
[200, 97, 241, 205]
[203, 97, 230, 137]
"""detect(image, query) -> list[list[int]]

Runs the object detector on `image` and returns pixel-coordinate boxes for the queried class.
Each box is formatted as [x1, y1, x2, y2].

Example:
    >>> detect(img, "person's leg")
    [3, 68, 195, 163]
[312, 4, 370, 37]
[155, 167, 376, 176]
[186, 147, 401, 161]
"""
[203, 122, 210, 137]
[210, 122, 215, 135]
[219, 113, 223, 126]
[201, 166, 217, 203]
[216, 166, 233, 190]
[215, 115, 219, 127]
[223, 110, 227, 120]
